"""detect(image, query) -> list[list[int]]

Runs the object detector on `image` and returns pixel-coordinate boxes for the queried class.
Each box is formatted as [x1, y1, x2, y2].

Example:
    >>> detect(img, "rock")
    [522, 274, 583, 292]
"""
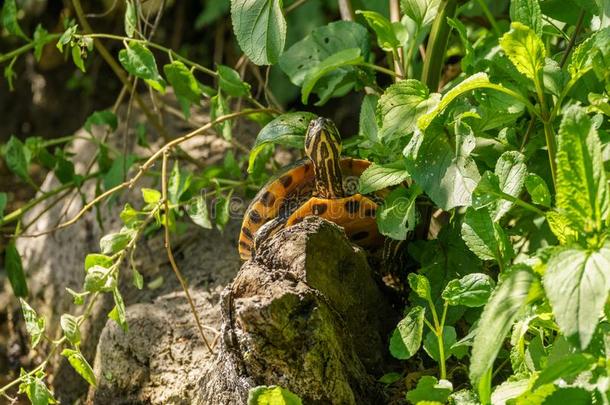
[199, 217, 399, 404]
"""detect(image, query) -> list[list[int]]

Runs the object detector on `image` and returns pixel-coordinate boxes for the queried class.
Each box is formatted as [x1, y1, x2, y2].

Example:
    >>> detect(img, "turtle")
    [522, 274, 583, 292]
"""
[238, 117, 390, 261]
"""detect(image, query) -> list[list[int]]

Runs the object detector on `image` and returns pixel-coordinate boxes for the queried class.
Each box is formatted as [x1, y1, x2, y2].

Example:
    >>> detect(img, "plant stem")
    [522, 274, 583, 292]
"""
[559, 10, 586, 68]
[475, 0, 501, 37]
[285, 0, 309, 13]
[421, 0, 459, 92]
[0, 34, 61, 64]
[360, 62, 403, 78]
[337, 0, 355, 21]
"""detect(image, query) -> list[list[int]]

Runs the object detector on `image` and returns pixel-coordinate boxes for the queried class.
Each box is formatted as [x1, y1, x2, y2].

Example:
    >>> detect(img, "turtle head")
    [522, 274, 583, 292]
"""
[304, 117, 344, 198]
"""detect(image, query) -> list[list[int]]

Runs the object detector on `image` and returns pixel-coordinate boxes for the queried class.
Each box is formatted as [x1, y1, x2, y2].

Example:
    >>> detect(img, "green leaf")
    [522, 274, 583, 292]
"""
[33, 25, 52, 62]
[248, 112, 316, 172]
[499, 22, 546, 81]
[247, 385, 302, 405]
[109, 288, 128, 332]
[510, 0, 542, 36]
[404, 121, 480, 210]
[492, 151, 527, 220]
[408, 273, 431, 300]
[543, 245, 610, 349]
[4, 135, 30, 181]
[301, 48, 363, 104]
[19, 299, 45, 348]
[168, 162, 191, 205]
[1, 0, 27, 39]
[60, 314, 81, 346]
[533, 353, 596, 390]
[356, 10, 400, 52]
[400, 0, 440, 27]
[215, 194, 231, 231]
[118, 41, 166, 92]
[164, 61, 201, 118]
[187, 196, 213, 229]
[379, 372, 402, 384]
[84, 110, 118, 133]
[555, 105, 609, 234]
[568, 27, 610, 82]
[470, 266, 534, 384]
[84, 265, 115, 293]
[71, 45, 86, 72]
[141, 188, 161, 204]
[378, 79, 438, 140]
[4, 58, 17, 91]
[406, 376, 453, 404]
[103, 154, 136, 191]
[442, 273, 495, 307]
[461, 207, 513, 263]
[99, 232, 131, 255]
[524, 173, 551, 207]
[84, 253, 113, 271]
[389, 305, 425, 360]
[359, 94, 379, 142]
[0, 192, 6, 221]
[61, 349, 96, 387]
[447, 18, 474, 72]
[218, 64, 251, 97]
[358, 161, 409, 194]
[18, 370, 57, 405]
[210, 92, 232, 140]
[57, 25, 77, 53]
[376, 185, 421, 240]
[66, 288, 88, 305]
[424, 326, 457, 361]
[124, 0, 137, 37]
[6, 240, 28, 297]
[418, 72, 490, 130]
[230, 0, 286, 65]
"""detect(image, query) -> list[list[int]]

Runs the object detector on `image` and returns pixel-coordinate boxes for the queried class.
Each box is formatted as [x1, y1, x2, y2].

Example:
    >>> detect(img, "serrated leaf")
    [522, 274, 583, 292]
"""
[499, 22, 546, 81]
[377, 185, 421, 240]
[442, 273, 495, 307]
[532, 353, 596, 390]
[164, 61, 201, 118]
[187, 196, 213, 229]
[6, 240, 28, 297]
[4, 135, 30, 181]
[378, 79, 438, 139]
[555, 105, 609, 234]
[358, 161, 409, 194]
[510, 0, 542, 36]
[408, 273, 431, 300]
[461, 207, 513, 263]
[356, 10, 400, 52]
[61, 349, 96, 387]
[389, 306, 425, 360]
[524, 173, 551, 207]
[19, 299, 45, 348]
[470, 266, 534, 384]
[492, 151, 527, 220]
[84, 110, 118, 133]
[424, 326, 456, 361]
[1, 0, 27, 39]
[400, 0, 440, 27]
[118, 42, 166, 92]
[60, 314, 81, 346]
[568, 27, 610, 81]
[247, 385, 302, 405]
[218, 64, 251, 97]
[124, 0, 137, 37]
[231, 0, 286, 65]
[247, 112, 316, 172]
[543, 245, 610, 349]
[406, 376, 453, 404]
[99, 232, 131, 255]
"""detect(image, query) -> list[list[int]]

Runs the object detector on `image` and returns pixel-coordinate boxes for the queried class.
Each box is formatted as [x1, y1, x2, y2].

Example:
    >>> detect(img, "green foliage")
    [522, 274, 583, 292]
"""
[248, 385, 302, 405]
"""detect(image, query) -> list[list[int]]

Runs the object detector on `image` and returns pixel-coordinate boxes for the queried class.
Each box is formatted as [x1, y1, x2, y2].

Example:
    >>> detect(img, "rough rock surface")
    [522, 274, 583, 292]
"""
[198, 217, 399, 404]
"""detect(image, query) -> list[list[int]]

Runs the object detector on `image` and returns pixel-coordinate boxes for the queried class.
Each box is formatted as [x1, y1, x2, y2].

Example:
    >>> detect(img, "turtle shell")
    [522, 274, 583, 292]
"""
[238, 158, 385, 260]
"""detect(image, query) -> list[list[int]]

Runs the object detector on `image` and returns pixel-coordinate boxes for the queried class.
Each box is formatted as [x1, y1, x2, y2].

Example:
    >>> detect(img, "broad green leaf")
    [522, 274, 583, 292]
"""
[389, 305, 425, 360]
[187, 196, 213, 229]
[1, 0, 27, 39]
[6, 240, 28, 297]
[218, 64, 251, 97]
[71, 44, 86, 72]
[470, 266, 534, 384]
[164, 61, 201, 118]
[400, 0, 440, 27]
[99, 232, 131, 255]
[33, 25, 52, 62]
[378, 79, 438, 139]
[84, 265, 115, 293]
[18, 370, 57, 405]
[301, 48, 363, 104]
[499, 22, 546, 81]
[356, 10, 400, 51]
[568, 27, 610, 81]
[84, 254, 113, 271]
[532, 353, 596, 390]
[461, 207, 513, 263]
[406, 376, 453, 404]
[141, 188, 161, 204]
[510, 0, 542, 36]
[543, 245, 610, 349]
[555, 105, 609, 234]
[418, 73, 489, 130]
[524, 173, 551, 207]
[423, 326, 457, 361]
[376, 185, 421, 240]
[404, 122, 480, 210]
[545, 211, 579, 245]
[0, 192, 7, 221]
[4, 135, 30, 181]
[61, 349, 96, 387]
[230, 0, 286, 65]
[359, 94, 379, 142]
[109, 288, 128, 332]
[358, 161, 409, 194]
[168, 162, 191, 205]
[19, 299, 45, 348]
[120, 202, 138, 226]
[247, 385, 302, 405]
[408, 273, 431, 300]
[124, 0, 137, 37]
[247, 112, 316, 172]
[442, 273, 495, 307]
[60, 314, 81, 346]
[492, 151, 527, 220]
[84, 110, 118, 133]
[118, 42, 166, 92]
[491, 380, 530, 405]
